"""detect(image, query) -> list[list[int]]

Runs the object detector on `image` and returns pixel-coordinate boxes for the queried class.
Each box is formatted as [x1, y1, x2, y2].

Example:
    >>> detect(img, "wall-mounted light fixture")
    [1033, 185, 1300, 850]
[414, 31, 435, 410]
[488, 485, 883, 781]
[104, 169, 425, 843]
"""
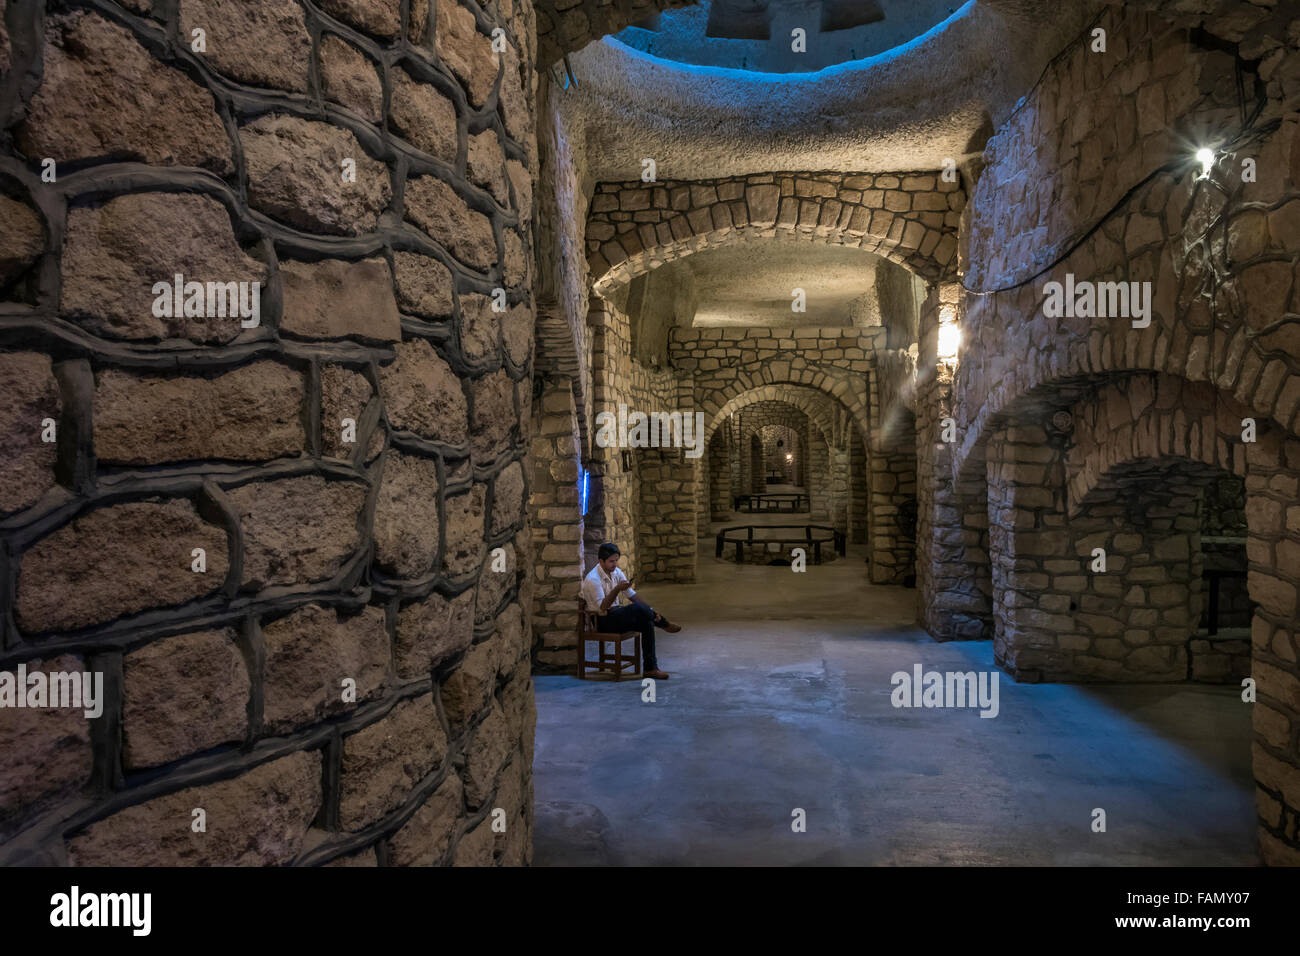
[1195, 147, 1215, 180]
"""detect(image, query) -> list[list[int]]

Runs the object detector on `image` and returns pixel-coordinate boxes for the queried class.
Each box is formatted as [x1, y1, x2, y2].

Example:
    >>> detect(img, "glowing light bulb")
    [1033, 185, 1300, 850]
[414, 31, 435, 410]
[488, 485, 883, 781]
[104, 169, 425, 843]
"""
[1196, 148, 1215, 178]
[937, 322, 961, 362]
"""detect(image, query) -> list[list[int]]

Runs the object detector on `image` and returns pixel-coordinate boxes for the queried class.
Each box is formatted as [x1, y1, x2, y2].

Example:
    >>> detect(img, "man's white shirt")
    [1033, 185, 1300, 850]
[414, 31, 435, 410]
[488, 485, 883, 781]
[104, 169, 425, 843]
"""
[582, 563, 636, 614]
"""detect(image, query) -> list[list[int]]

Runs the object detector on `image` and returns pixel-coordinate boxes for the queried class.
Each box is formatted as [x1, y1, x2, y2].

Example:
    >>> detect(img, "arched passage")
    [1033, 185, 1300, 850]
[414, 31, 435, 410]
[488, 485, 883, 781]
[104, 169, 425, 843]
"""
[586, 172, 961, 294]
[980, 373, 1300, 864]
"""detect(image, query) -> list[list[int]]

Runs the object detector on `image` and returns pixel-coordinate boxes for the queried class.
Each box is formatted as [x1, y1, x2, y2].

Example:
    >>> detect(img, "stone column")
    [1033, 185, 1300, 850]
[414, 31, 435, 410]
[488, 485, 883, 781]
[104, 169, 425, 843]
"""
[709, 429, 731, 520]
[529, 379, 584, 673]
[636, 449, 698, 582]
[869, 422, 918, 584]
[809, 436, 831, 520]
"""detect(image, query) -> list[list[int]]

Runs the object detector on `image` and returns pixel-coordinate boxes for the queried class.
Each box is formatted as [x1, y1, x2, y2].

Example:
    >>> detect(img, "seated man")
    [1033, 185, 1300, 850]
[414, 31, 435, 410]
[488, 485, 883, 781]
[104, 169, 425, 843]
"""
[581, 542, 681, 680]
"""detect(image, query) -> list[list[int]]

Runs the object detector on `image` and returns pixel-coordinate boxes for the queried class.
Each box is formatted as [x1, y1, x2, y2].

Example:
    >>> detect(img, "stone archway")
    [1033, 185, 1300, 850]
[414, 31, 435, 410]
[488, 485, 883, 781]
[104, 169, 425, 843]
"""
[587, 172, 962, 295]
[981, 372, 1300, 865]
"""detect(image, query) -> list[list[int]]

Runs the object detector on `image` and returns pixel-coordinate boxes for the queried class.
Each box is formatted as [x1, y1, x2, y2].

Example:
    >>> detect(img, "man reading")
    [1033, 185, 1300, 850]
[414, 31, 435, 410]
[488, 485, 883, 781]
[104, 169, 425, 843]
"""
[580, 542, 681, 680]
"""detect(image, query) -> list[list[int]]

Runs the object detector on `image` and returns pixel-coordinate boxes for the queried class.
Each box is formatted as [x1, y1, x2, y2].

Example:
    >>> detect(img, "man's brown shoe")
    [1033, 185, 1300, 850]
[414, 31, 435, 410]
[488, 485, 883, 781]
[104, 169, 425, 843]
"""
[644, 669, 671, 680]
[654, 615, 683, 633]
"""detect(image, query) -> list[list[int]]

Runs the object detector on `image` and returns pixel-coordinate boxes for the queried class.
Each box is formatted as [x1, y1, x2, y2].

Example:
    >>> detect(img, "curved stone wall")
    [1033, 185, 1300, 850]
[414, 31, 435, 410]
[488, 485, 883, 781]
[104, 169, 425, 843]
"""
[0, 0, 537, 867]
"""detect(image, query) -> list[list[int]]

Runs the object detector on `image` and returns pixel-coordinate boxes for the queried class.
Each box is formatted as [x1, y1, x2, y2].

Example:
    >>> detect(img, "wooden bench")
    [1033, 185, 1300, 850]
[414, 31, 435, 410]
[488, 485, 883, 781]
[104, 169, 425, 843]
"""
[576, 597, 642, 681]
[734, 492, 809, 513]
[715, 524, 846, 564]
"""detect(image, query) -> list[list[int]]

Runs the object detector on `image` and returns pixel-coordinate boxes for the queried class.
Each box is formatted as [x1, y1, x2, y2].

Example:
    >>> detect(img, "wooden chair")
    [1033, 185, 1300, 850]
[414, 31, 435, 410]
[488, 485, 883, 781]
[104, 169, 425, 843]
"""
[576, 597, 642, 681]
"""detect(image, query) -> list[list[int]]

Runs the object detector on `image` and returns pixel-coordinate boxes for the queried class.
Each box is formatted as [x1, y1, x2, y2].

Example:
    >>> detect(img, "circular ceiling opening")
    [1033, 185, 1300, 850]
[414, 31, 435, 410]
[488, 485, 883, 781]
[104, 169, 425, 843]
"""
[613, 0, 963, 74]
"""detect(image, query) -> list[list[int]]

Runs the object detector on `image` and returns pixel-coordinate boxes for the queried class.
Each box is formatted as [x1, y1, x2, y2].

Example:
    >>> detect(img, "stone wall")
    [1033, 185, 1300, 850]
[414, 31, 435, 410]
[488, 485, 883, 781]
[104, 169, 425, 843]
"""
[927, 2, 1300, 863]
[533, 0, 693, 67]
[670, 325, 879, 443]
[868, 416, 917, 585]
[528, 378, 582, 671]
[0, 0, 536, 867]
[586, 171, 963, 297]
[586, 296, 681, 576]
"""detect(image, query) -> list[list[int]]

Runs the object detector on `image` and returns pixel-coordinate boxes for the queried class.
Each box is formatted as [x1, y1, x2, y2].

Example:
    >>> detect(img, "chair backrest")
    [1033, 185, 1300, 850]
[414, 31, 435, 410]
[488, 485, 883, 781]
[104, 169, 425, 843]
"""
[577, 596, 599, 635]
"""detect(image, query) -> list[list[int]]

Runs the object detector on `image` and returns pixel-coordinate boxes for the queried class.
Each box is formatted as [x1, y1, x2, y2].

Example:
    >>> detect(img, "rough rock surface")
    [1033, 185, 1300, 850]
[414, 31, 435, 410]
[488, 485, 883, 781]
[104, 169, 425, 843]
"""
[180, 0, 310, 93]
[320, 33, 383, 122]
[458, 293, 499, 362]
[490, 461, 524, 533]
[94, 363, 305, 464]
[0, 654, 94, 833]
[279, 257, 401, 342]
[0, 196, 43, 284]
[461, 700, 509, 808]
[241, 115, 390, 235]
[16, 500, 229, 633]
[468, 369, 515, 460]
[435, 1, 497, 106]
[17, 11, 232, 172]
[378, 338, 468, 443]
[67, 751, 321, 865]
[443, 484, 485, 576]
[61, 193, 267, 343]
[227, 476, 366, 589]
[386, 773, 462, 865]
[452, 814, 495, 865]
[320, 365, 375, 460]
[261, 604, 391, 733]
[318, 0, 405, 38]
[389, 67, 457, 161]
[394, 588, 476, 678]
[373, 451, 440, 578]
[404, 175, 496, 271]
[393, 252, 454, 318]
[468, 130, 508, 204]
[440, 638, 497, 731]
[122, 629, 249, 768]
[0, 352, 60, 515]
[338, 694, 446, 829]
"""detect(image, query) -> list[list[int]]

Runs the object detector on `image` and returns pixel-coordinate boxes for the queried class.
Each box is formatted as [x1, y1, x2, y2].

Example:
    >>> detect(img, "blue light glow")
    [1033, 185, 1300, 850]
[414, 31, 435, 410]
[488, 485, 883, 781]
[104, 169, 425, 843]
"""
[606, 1, 974, 81]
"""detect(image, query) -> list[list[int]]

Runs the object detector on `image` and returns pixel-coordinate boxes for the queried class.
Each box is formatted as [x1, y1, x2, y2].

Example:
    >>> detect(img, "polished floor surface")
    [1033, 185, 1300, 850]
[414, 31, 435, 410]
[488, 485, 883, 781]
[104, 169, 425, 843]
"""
[532, 515, 1257, 866]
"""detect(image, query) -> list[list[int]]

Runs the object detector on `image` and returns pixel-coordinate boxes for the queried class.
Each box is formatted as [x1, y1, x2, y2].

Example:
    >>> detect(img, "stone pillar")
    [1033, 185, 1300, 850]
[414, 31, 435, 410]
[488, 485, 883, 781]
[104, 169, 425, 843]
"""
[1242, 430, 1300, 866]
[529, 379, 584, 673]
[636, 450, 697, 582]
[850, 428, 869, 545]
[709, 429, 731, 520]
[869, 422, 918, 584]
[749, 433, 765, 494]
[809, 436, 831, 520]
[915, 280, 993, 640]
[830, 446, 850, 535]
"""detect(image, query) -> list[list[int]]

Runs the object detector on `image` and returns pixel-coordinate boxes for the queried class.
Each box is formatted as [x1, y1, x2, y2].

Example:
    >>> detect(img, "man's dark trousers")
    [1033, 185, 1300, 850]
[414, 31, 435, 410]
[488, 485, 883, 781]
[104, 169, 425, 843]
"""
[596, 604, 659, 671]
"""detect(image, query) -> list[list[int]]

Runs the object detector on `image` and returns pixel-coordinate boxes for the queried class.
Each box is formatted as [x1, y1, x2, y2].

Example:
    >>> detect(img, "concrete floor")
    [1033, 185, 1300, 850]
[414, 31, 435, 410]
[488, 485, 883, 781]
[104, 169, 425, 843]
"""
[533, 506, 1257, 866]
